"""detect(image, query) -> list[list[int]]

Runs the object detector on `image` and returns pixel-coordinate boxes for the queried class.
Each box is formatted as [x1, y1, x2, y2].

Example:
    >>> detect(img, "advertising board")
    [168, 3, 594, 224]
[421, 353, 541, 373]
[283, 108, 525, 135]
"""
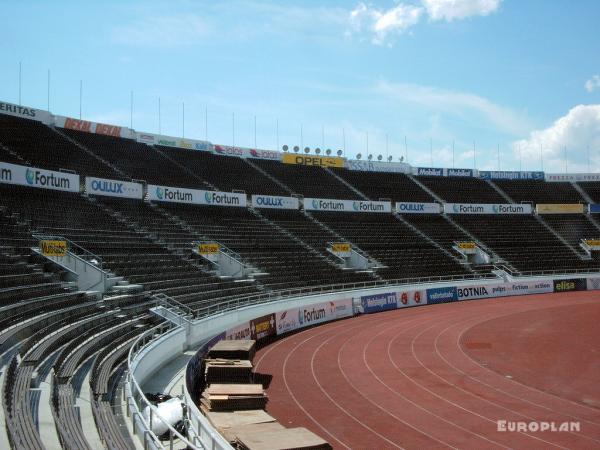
[304, 198, 391, 213]
[85, 177, 143, 199]
[360, 292, 398, 313]
[251, 195, 299, 210]
[275, 299, 353, 335]
[148, 185, 247, 207]
[444, 203, 532, 214]
[0, 162, 79, 193]
[396, 202, 441, 214]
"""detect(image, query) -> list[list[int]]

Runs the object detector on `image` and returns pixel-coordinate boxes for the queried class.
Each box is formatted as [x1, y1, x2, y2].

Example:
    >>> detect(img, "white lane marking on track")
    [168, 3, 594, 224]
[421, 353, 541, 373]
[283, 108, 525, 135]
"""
[391, 309, 569, 449]
[309, 327, 407, 449]
[433, 308, 600, 445]
[274, 320, 357, 449]
[454, 299, 600, 424]
[336, 312, 469, 449]
[355, 311, 510, 449]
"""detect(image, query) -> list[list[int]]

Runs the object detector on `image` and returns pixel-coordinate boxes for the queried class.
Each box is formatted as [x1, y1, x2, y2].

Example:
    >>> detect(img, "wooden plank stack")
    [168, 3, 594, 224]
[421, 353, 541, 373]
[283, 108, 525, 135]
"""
[200, 384, 268, 412]
[234, 427, 332, 450]
[223, 423, 285, 444]
[208, 339, 256, 361]
[206, 410, 278, 434]
[200, 340, 332, 449]
[204, 359, 253, 384]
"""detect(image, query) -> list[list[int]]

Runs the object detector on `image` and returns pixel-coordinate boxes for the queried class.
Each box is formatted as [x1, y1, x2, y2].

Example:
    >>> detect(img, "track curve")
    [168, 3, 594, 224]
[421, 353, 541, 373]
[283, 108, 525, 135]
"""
[254, 291, 600, 449]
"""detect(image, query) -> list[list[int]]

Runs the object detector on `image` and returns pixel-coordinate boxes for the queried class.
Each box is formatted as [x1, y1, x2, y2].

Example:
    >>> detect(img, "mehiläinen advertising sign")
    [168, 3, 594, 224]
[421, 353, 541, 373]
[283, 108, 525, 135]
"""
[396, 202, 441, 214]
[275, 299, 353, 336]
[148, 184, 247, 207]
[85, 177, 143, 199]
[444, 203, 532, 215]
[251, 194, 299, 210]
[0, 162, 79, 192]
[304, 198, 391, 213]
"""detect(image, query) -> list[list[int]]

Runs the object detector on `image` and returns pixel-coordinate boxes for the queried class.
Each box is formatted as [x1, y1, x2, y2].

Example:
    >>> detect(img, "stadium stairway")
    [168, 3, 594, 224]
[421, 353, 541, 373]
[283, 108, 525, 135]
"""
[250, 207, 381, 280]
[51, 126, 129, 181]
[487, 179, 594, 264]
[242, 158, 294, 195]
[86, 195, 262, 307]
[327, 168, 485, 276]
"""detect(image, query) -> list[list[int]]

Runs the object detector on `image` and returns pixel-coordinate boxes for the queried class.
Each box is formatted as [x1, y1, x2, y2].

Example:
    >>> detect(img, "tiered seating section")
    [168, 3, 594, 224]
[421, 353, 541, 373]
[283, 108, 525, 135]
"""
[493, 179, 584, 203]
[3, 111, 600, 449]
[311, 211, 471, 279]
[453, 215, 596, 273]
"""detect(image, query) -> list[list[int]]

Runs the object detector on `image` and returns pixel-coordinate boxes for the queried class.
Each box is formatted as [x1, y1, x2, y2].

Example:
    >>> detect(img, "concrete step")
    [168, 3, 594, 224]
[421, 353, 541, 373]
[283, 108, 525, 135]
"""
[110, 284, 144, 294]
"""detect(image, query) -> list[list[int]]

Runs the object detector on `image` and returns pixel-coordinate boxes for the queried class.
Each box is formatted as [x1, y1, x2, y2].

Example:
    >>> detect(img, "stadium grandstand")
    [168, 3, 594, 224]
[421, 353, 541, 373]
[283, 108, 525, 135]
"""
[1, 99, 600, 449]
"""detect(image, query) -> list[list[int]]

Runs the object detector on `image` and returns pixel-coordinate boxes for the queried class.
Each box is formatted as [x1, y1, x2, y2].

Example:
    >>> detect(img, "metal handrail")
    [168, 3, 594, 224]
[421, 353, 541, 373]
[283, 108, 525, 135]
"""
[126, 322, 200, 449]
[153, 293, 195, 318]
[189, 272, 499, 318]
[32, 233, 104, 269]
[496, 264, 600, 277]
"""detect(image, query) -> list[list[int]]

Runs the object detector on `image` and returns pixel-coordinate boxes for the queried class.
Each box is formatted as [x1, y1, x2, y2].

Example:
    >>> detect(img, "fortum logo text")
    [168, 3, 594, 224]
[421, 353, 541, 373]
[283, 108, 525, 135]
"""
[25, 169, 71, 189]
[352, 201, 384, 212]
[157, 187, 193, 202]
[298, 307, 326, 325]
[204, 192, 240, 205]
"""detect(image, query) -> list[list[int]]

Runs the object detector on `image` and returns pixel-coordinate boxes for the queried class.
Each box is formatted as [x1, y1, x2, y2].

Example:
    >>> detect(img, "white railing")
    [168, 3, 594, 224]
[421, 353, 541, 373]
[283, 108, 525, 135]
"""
[126, 323, 202, 450]
[187, 272, 498, 318]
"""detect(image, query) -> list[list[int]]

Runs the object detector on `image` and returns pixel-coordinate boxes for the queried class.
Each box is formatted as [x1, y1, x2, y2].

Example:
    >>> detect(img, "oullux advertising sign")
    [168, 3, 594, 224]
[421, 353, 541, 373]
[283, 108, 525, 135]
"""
[0, 162, 79, 192]
[396, 202, 441, 214]
[304, 198, 392, 213]
[85, 177, 143, 199]
[148, 184, 247, 207]
[251, 194, 299, 210]
[444, 203, 532, 215]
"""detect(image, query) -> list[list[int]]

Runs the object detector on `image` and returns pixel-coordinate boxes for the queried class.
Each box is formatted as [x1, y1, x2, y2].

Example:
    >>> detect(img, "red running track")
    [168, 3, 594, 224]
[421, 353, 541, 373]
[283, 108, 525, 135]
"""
[254, 291, 600, 449]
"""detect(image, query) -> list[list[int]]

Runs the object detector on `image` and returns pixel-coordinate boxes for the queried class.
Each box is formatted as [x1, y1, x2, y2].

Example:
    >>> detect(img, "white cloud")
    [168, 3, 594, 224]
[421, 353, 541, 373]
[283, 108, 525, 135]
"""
[376, 80, 531, 136]
[112, 15, 211, 47]
[348, 0, 501, 44]
[349, 2, 423, 45]
[422, 0, 502, 22]
[513, 105, 600, 172]
[585, 75, 600, 93]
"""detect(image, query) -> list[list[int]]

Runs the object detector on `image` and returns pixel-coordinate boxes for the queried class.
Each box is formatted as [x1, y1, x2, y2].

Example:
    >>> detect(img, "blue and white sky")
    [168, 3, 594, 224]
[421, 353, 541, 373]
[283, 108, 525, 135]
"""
[2, 0, 600, 172]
